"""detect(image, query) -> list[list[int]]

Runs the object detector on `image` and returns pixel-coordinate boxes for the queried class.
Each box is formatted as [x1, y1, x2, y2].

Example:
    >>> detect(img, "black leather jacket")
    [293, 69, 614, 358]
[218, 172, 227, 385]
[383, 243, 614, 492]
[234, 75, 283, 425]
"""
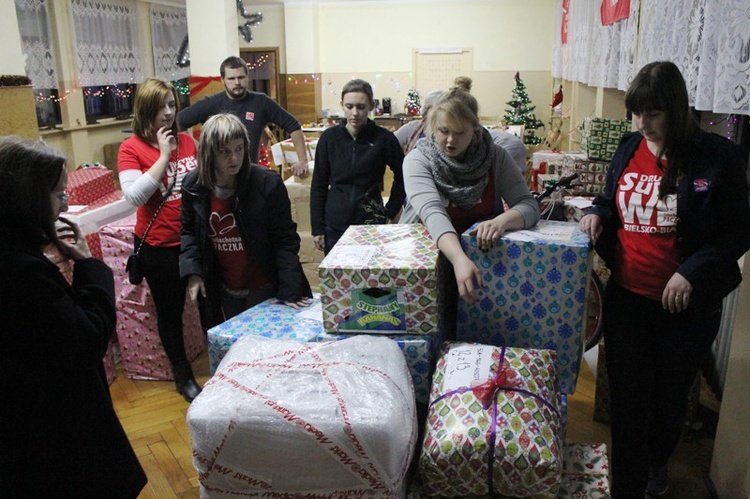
[180, 165, 311, 328]
[589, 131, 750, 302]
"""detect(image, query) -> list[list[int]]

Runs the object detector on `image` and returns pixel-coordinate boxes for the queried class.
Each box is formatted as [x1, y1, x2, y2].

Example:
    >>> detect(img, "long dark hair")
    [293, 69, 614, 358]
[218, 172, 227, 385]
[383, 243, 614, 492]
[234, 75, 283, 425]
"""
[625, 61, 700, 198]
[0, 136, 67, 247]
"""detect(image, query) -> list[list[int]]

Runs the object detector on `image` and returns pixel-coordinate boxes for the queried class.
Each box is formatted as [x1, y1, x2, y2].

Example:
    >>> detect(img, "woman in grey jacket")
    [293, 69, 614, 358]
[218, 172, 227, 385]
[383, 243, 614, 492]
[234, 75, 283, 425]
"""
[180, 114, 312, 327]
[401, 87, 539, 338]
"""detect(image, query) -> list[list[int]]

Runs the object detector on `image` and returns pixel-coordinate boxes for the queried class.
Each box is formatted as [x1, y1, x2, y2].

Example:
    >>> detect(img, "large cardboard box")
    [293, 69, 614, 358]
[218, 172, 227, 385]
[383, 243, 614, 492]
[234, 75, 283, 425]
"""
[419, 342, 564, 497]
[580, 117, 631, 162]
[319, 224, 439, 335]
[188, 335, 417, 497]
[206, 295, 442, 405]
[67, 165, 117, 205]
[456, 220, 592, 394]
[558, 443, 611, 497]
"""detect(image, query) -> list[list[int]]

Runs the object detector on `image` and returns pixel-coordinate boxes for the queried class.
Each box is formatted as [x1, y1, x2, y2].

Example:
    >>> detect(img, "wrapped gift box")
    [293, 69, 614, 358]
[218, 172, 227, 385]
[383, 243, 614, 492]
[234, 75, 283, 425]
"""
[319, 224, 439, 335]
[580, 117, 631, 162]
[284, 174, 313, 232]
[207, 295, 442, 405]
[67, 165, 116, 205]
[558, 443, 611, 498]
[99, 214, 204, 380]
[456, 220, 592, 394]
[420, 342, 564, 497]
[188, 335, 417, 497]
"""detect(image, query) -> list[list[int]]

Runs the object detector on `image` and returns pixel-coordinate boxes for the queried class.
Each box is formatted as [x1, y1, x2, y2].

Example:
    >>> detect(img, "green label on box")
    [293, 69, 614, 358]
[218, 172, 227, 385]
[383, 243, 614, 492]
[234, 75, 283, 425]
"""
[337, 288, 406, 333]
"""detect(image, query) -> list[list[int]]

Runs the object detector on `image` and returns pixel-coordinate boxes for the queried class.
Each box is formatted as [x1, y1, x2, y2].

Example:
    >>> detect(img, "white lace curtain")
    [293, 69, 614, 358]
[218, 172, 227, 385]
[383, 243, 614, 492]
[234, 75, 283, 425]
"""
[14, 0, 58, 89]
[70, 0, 142, 87]
[150, 4, 190, 82]
[552, 0, 750, 116]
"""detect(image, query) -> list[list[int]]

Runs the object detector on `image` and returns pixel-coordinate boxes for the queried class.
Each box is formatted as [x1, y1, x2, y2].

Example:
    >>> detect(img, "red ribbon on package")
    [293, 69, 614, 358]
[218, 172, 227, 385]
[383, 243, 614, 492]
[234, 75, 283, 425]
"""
[471, 366, 520, 410]
[601, 0, 630, 26]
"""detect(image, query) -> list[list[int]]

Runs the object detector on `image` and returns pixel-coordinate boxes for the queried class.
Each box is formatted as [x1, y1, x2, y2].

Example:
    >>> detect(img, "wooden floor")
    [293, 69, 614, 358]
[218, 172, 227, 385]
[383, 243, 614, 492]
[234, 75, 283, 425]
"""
[112, 347, 719, 498]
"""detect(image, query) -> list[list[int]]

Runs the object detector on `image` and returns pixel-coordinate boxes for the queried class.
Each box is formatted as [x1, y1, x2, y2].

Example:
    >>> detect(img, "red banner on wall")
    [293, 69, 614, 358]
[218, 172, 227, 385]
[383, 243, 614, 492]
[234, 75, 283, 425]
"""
[561, 0, 570, 44]
[601, 0, 630, 26]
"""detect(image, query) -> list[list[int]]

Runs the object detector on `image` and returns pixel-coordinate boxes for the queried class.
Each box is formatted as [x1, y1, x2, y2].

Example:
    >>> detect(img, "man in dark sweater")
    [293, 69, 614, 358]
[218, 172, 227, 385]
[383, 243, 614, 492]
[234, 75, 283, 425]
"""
[178, 56, 310, 178]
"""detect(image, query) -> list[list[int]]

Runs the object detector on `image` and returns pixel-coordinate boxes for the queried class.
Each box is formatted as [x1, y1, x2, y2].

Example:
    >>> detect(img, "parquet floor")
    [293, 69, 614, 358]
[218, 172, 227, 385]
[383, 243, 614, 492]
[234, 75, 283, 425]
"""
[111, 347, 718, 498]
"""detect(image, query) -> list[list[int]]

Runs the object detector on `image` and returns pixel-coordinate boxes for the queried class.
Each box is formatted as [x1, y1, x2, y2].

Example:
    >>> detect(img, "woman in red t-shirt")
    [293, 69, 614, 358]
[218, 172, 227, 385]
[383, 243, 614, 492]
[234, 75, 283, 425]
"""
[580, 62, 750, 497]
[118, 78, 201, 402]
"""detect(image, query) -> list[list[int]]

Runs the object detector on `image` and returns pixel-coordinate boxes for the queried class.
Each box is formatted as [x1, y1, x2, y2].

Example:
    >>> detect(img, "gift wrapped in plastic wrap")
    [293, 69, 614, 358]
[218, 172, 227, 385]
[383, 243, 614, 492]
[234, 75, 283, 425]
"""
[187, 335, 418, 498]
[419, 342, 564, 498]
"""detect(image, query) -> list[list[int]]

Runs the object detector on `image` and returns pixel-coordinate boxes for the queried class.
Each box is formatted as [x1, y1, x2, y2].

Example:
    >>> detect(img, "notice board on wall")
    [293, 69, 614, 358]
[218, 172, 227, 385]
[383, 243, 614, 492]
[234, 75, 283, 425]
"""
[413, 48, 473, 102]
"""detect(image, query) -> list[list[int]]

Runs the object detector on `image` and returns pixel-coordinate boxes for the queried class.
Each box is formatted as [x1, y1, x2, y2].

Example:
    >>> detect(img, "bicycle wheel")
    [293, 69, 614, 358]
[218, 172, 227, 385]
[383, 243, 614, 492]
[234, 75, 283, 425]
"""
[584, 272, 605, 351]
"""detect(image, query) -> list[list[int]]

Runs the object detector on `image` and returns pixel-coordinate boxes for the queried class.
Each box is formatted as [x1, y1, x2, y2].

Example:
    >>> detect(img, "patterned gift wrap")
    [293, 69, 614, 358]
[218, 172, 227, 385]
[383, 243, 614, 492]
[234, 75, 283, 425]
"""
[580, 118, 631, 162]
[207, 295, 442, 405]
[557, 443, 610, 498]
[188, 335, 417, 497]
[99, 214, 204, 380]
[67, 165, 116, 205]
[319, 224, 439, 335]
[419, 342, 564, 498]
[456, 220, 591, 394]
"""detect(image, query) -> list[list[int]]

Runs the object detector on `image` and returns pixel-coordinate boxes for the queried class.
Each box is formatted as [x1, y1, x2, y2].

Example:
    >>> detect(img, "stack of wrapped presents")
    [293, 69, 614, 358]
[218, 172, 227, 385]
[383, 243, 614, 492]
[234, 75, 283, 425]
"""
[532, 116, 631, 198]
[188, 221, 610, 497]
[98, 213, 204, 380]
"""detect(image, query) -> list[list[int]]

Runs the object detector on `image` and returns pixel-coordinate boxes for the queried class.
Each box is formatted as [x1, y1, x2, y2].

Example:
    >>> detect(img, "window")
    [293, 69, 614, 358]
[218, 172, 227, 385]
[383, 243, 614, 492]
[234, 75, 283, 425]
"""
[83, 84, 136, 124]
[15, 0, 61, 128]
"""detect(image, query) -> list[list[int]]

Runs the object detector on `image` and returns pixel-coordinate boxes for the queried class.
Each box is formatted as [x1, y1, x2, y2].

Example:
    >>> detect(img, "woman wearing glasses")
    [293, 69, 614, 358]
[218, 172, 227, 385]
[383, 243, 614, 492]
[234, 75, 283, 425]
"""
[180, 113, 312, 326]
[0, 136, 147, 497]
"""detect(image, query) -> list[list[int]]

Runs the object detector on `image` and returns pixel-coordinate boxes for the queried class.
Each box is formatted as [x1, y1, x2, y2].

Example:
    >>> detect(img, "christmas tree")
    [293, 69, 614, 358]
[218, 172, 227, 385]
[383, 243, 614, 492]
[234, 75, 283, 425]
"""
[504, 72, 545, 145]
[404, 89, 421, 116]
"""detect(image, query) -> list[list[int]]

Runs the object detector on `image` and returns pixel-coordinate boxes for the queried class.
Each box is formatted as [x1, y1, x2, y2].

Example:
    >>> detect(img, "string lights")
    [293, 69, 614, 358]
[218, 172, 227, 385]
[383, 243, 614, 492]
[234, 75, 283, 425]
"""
[707, 114, 740, 142]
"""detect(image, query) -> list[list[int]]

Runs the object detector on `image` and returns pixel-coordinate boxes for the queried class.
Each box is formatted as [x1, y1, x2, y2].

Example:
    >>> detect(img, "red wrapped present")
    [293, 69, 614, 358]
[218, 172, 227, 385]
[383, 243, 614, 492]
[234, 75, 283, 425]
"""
[67, 165, 116, 205]
[99, 214, 204, 380]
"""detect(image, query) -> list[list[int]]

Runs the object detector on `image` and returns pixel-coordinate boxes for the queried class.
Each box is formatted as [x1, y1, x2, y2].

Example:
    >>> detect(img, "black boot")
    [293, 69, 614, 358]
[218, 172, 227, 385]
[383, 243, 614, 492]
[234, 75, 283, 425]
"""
[172, 362, 202, 403]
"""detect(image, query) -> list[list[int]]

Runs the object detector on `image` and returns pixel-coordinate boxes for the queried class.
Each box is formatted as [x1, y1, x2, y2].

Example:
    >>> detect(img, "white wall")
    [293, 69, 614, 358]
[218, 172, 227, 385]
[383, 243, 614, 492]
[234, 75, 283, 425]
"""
[0, 0, 27, 75]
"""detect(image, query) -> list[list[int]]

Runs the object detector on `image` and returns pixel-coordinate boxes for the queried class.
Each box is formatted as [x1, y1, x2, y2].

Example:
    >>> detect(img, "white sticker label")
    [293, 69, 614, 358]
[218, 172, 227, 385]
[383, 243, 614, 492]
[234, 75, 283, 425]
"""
[443, 344, 495, 392]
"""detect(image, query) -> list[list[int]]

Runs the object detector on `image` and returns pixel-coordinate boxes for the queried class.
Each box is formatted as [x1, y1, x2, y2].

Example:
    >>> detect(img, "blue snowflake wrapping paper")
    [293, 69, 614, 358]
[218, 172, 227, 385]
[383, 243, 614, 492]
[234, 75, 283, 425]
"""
[206, 294, 442, 404]
[456, 220, 592, 393]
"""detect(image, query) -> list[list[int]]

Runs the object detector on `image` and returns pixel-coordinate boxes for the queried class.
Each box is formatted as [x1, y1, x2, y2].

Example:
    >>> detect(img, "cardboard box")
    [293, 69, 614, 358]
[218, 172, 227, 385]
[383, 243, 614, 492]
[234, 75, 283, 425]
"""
[206, 295, 442, 405]
[456, 220, 592, 394]
[188, 335, 417, 496]
[284, 174, 313, 232]
[420, 342, 564, 497]
[319, 224, 439, 335]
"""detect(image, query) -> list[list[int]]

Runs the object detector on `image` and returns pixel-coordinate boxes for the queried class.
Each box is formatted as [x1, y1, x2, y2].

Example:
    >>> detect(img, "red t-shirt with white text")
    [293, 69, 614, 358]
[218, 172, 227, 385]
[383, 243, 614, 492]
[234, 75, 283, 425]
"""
[209, 194, 269, 292]
[614, 140, 680, 300]
[117, 132, 198, 247]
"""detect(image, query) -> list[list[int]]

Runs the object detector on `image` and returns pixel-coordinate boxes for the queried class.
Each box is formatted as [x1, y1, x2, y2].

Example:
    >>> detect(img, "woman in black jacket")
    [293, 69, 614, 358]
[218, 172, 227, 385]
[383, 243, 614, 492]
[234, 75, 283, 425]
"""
[180, 113, 312, 327]
[0, 136, 147, 497]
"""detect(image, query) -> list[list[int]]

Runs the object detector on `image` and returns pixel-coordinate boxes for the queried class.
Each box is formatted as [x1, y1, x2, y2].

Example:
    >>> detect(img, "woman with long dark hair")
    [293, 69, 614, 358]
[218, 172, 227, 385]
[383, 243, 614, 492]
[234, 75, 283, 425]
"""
[579, 61, 750, 497]
[0, 136, 147, 496]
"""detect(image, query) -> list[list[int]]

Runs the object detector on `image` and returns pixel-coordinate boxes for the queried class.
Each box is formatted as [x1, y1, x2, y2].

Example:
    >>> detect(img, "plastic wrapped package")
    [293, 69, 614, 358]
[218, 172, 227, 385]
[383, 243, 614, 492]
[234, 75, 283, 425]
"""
[187, 335, 418, 498]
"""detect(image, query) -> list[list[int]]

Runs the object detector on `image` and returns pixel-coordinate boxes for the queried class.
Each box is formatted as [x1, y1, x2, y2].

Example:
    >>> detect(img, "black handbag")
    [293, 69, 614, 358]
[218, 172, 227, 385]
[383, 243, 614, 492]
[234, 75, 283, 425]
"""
[127, 149, 178, 285]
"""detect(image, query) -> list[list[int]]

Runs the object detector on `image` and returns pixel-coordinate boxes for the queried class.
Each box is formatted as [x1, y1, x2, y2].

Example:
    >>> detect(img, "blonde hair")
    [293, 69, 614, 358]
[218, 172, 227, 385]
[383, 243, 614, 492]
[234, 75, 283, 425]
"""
[427, 86, 481, 135]
[131, 78, 180, 143]
[197, 113, 251, 189]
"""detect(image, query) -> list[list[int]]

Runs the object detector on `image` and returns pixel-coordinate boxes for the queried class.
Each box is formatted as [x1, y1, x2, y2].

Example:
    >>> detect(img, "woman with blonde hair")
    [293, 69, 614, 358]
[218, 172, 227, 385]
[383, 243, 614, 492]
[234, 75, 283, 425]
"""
[401, 85, 539, 338]
[118, 78, 201, 402]
[180, 113, 312, 325]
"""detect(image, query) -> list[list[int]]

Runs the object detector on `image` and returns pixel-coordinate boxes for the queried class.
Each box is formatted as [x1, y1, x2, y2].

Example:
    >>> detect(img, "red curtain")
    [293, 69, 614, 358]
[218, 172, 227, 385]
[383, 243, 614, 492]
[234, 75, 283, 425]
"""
[561, 0, 570, 44]
[601, 0, 630, 26]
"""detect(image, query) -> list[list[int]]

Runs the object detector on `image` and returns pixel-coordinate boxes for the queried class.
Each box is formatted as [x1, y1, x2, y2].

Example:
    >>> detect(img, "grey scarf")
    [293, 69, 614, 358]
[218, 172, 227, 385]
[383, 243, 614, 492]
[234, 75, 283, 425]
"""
[416, 127, 495, 210]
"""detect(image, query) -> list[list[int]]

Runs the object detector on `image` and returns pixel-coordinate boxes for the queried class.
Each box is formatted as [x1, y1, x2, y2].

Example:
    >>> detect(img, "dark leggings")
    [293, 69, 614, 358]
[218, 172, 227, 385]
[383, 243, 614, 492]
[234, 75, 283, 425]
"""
[136, 237, 190, 368]
[603, 281, 721, 498]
